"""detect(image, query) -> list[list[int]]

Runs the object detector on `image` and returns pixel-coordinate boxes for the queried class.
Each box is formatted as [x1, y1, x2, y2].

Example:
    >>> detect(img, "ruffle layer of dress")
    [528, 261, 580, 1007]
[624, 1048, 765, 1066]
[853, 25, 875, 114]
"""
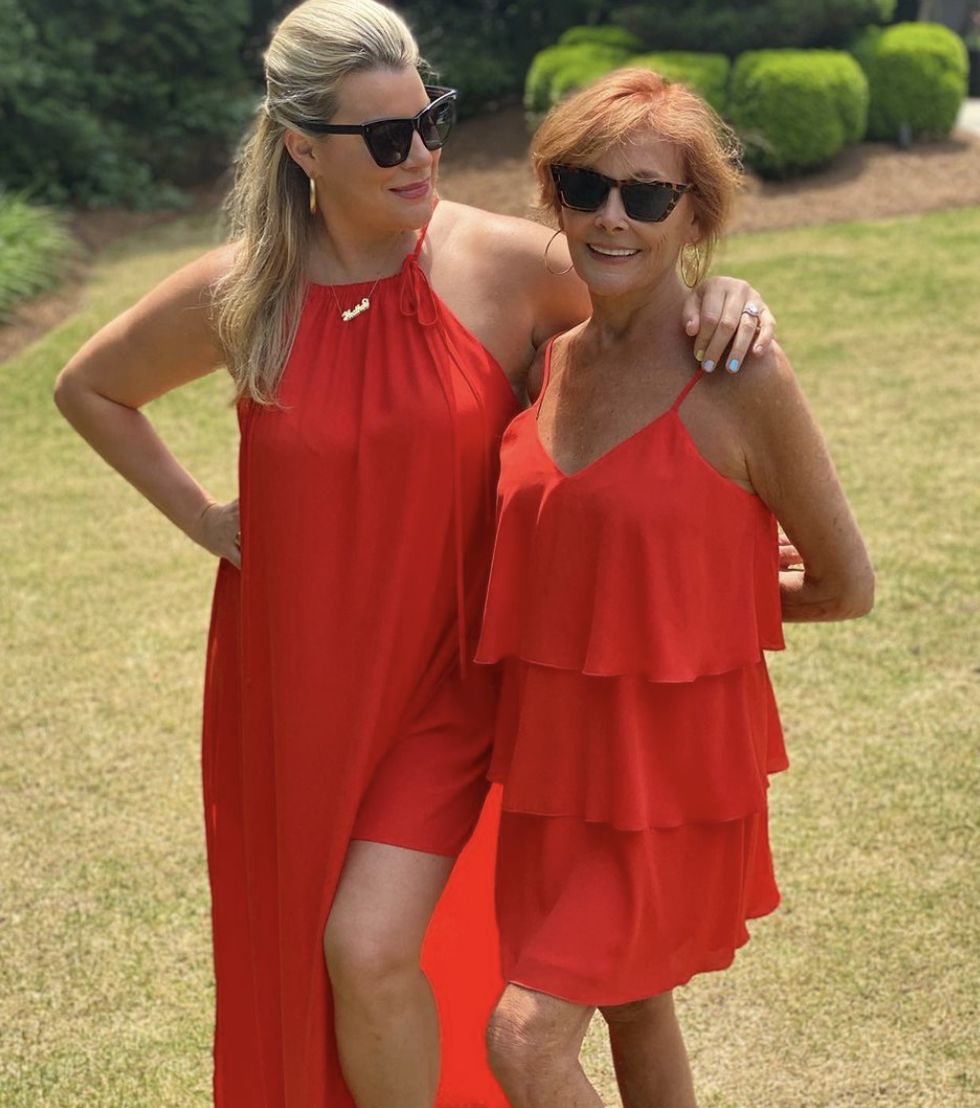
[495, 803, 781, 1006]
[475, 410, 785, 683]
[489, 657, 788, 831]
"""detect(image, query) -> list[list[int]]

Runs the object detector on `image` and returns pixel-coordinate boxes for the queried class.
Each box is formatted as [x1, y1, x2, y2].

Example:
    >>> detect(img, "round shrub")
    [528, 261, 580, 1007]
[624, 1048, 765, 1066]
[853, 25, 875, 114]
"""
[558, 25, 644, 52]
[611, 0, 896, 56]
[549, 49, 631, 105]
[850, 22, 967, 140]
[525, 44, 630, 112]
[628, 52, 731, 114]
[729, 49, 869, 177]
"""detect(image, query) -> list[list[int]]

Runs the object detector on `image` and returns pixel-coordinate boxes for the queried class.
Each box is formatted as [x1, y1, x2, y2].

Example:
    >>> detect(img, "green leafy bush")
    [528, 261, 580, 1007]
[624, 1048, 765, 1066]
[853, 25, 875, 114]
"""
[628, 52, 731, 114]
[558, 25, 644, 51]
[729, 49, 869, 177]
[0, 0, 252, 209]
[612, 0, 896, 56]
[850, 22, 968, 140]
[549, 48, 633, 104]
[0, 190, 76, 320]
[524, 43, 631, 111]
[409, 0, 607, 115]
[428, 48, 523, 115]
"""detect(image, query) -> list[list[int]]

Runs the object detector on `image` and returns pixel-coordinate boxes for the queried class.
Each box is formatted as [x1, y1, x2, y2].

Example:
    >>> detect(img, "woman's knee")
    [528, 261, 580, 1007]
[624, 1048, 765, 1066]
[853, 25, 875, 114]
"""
[322, 911, 420, 997]
[486, 986, 586, 1088]
[486, 997, 535, 1081]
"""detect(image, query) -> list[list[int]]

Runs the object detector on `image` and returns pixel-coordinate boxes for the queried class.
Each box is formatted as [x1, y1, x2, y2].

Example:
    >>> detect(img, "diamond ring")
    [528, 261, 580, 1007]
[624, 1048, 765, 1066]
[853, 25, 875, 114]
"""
[741, 302, 761, 318]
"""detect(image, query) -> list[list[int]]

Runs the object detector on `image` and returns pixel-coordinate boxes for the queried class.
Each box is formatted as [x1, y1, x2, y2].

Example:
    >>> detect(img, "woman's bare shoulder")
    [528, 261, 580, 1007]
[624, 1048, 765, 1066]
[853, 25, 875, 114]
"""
[118, 240, 242, 354]
[149, 240, 240, 311]
[437, 201, 589, 345]
[702, 341, 799, 417]
[438, 200, 555, 263]
[57, 240, 245, 406]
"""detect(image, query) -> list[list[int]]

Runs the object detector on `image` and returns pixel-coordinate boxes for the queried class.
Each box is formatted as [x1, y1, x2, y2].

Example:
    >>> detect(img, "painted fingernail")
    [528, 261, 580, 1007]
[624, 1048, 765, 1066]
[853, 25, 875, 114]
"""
[695, 349, 705, 362]
[703, 359, 715, 372]
[728, 358, 740, 373]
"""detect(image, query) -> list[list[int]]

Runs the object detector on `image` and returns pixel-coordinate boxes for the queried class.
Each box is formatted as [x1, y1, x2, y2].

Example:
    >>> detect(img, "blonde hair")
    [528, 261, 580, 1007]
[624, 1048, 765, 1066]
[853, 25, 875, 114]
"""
[531, 68, 742, 287]
[215, 0, 420, 404]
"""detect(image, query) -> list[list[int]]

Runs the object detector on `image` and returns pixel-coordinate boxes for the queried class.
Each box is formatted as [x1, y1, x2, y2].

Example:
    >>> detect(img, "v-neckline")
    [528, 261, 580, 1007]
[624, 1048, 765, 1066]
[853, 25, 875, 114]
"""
[532, 404, 679, 481]
[532, 334, 697, 481]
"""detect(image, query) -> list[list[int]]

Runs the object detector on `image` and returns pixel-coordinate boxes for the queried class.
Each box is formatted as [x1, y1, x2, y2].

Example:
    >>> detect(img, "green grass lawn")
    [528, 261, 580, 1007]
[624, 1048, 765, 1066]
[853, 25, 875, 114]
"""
[2, 207, 978, 1107]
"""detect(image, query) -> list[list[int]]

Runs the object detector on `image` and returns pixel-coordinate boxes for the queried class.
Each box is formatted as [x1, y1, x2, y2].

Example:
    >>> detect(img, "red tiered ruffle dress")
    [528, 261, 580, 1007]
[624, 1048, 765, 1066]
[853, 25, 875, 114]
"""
[201, 218, 518, 1106]
[475, 336, 789, 1006]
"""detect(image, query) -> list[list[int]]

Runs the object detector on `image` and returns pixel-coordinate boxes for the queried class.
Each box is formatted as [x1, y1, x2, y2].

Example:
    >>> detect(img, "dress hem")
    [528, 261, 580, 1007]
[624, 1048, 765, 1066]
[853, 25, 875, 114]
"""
[500, 891, 782, 1008]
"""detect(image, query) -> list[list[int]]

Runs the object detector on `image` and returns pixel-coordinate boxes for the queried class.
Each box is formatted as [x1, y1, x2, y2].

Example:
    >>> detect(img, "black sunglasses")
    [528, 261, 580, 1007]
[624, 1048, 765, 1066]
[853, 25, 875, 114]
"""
[550, 164, 693, 223]
[295, 86, 457, 168]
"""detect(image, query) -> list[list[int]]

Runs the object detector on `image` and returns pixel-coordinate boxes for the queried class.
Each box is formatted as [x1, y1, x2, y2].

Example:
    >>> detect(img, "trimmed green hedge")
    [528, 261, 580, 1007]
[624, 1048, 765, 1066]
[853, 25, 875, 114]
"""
[524, 44, 631, 112]
[729, 49, 869, 177]
[557, 25, 644, 52]
[0, 190, 75, 320]
[628, 52, 731, 114]
[850, 22, 967, 140]
[611, 0, 896, 55]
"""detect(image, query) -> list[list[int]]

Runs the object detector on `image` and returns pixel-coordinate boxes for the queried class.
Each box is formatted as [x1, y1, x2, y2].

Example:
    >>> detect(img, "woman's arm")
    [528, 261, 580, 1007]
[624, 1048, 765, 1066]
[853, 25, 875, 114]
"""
[53, 244, 241, 568]
[733, 345, 875, 622]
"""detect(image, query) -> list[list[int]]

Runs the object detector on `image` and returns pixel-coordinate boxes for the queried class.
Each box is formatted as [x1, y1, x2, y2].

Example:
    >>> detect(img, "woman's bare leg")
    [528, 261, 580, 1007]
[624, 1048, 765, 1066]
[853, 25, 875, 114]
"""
[599, 992, 698, 1108]
[487, 983, 603, 1107]
[323, 840, 455, 1108]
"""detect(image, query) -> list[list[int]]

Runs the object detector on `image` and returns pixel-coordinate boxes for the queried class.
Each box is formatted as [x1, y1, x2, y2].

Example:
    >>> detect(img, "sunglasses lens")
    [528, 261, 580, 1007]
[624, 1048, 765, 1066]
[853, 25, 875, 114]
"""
[622, 183, 676, 222]
[555, 168, 608, 211]
[419, 96, 456, 150]
[364, 119, 414, 167]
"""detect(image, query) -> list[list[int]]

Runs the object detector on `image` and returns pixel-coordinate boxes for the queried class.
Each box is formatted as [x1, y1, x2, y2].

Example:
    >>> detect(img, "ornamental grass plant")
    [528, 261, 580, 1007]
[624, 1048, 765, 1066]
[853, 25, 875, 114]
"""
[0, 190, 75, 320]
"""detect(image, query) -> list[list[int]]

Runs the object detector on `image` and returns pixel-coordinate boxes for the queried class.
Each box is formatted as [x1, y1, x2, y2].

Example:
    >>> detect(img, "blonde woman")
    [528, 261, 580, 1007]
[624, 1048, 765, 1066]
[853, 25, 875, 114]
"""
[53, 2, 776, 1105]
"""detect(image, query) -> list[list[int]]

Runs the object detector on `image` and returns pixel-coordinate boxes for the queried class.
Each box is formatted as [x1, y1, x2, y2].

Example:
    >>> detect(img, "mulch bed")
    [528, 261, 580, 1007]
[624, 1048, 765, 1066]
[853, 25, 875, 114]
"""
[4, 106, 980, 364]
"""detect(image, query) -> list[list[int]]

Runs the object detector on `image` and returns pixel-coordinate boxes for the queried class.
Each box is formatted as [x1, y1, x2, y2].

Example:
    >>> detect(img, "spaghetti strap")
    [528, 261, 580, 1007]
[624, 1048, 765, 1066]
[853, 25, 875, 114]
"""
[671, 368, 704, 412]
[412, 198, 439, 258]
[532, 334, 560, 415]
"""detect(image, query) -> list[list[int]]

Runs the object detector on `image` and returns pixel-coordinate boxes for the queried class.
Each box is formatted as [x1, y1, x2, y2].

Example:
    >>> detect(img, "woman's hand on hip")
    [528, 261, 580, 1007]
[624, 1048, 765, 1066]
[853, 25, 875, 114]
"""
[683, 278, 776, 374]
[197, 499, 241, 570]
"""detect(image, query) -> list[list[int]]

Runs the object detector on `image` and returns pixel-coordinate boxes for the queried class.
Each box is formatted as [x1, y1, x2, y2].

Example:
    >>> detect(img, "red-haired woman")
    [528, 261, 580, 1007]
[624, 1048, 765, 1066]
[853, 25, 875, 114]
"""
[477, 68, 874, 1107]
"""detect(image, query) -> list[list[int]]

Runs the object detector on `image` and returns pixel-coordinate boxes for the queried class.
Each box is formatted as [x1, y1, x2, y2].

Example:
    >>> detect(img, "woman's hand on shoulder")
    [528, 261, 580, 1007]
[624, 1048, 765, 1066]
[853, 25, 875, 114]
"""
[683, 277, 776, 375]
[730, 344, 875, 622]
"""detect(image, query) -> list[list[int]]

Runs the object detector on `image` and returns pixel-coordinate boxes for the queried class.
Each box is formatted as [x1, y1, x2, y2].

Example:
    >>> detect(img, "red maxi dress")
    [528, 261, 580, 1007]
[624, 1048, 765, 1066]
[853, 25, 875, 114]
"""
[201, 220, 518, 1106]
[475, 337, 790, 1006]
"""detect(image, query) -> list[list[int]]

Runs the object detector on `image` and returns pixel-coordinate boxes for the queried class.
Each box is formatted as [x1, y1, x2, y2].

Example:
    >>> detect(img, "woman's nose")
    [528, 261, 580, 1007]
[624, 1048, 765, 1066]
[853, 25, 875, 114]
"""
[403, 127, 434, 169]
[594, 185, 629, 229]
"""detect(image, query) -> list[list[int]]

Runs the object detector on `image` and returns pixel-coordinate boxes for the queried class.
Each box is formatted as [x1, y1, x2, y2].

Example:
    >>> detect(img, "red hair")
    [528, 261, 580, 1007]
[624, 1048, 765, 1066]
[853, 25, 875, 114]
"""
[531, 68, 742, 285]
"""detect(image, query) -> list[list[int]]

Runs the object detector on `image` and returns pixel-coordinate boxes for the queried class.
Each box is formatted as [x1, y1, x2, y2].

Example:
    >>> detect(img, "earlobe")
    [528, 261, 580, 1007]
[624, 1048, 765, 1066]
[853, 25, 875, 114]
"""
[283, 128, 316, 173]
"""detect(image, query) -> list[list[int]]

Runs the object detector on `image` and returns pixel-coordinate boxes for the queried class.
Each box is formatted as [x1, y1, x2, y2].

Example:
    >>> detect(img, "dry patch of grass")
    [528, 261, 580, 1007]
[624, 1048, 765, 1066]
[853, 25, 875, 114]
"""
[2, 208, 978, 1106]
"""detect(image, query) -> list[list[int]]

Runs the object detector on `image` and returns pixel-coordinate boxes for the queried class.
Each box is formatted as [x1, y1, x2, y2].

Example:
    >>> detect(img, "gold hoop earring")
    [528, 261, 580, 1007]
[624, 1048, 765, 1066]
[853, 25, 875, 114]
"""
[309, 176, 317, 216]
[680, 242, 701, 289]
[544, 229, 574, 276]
